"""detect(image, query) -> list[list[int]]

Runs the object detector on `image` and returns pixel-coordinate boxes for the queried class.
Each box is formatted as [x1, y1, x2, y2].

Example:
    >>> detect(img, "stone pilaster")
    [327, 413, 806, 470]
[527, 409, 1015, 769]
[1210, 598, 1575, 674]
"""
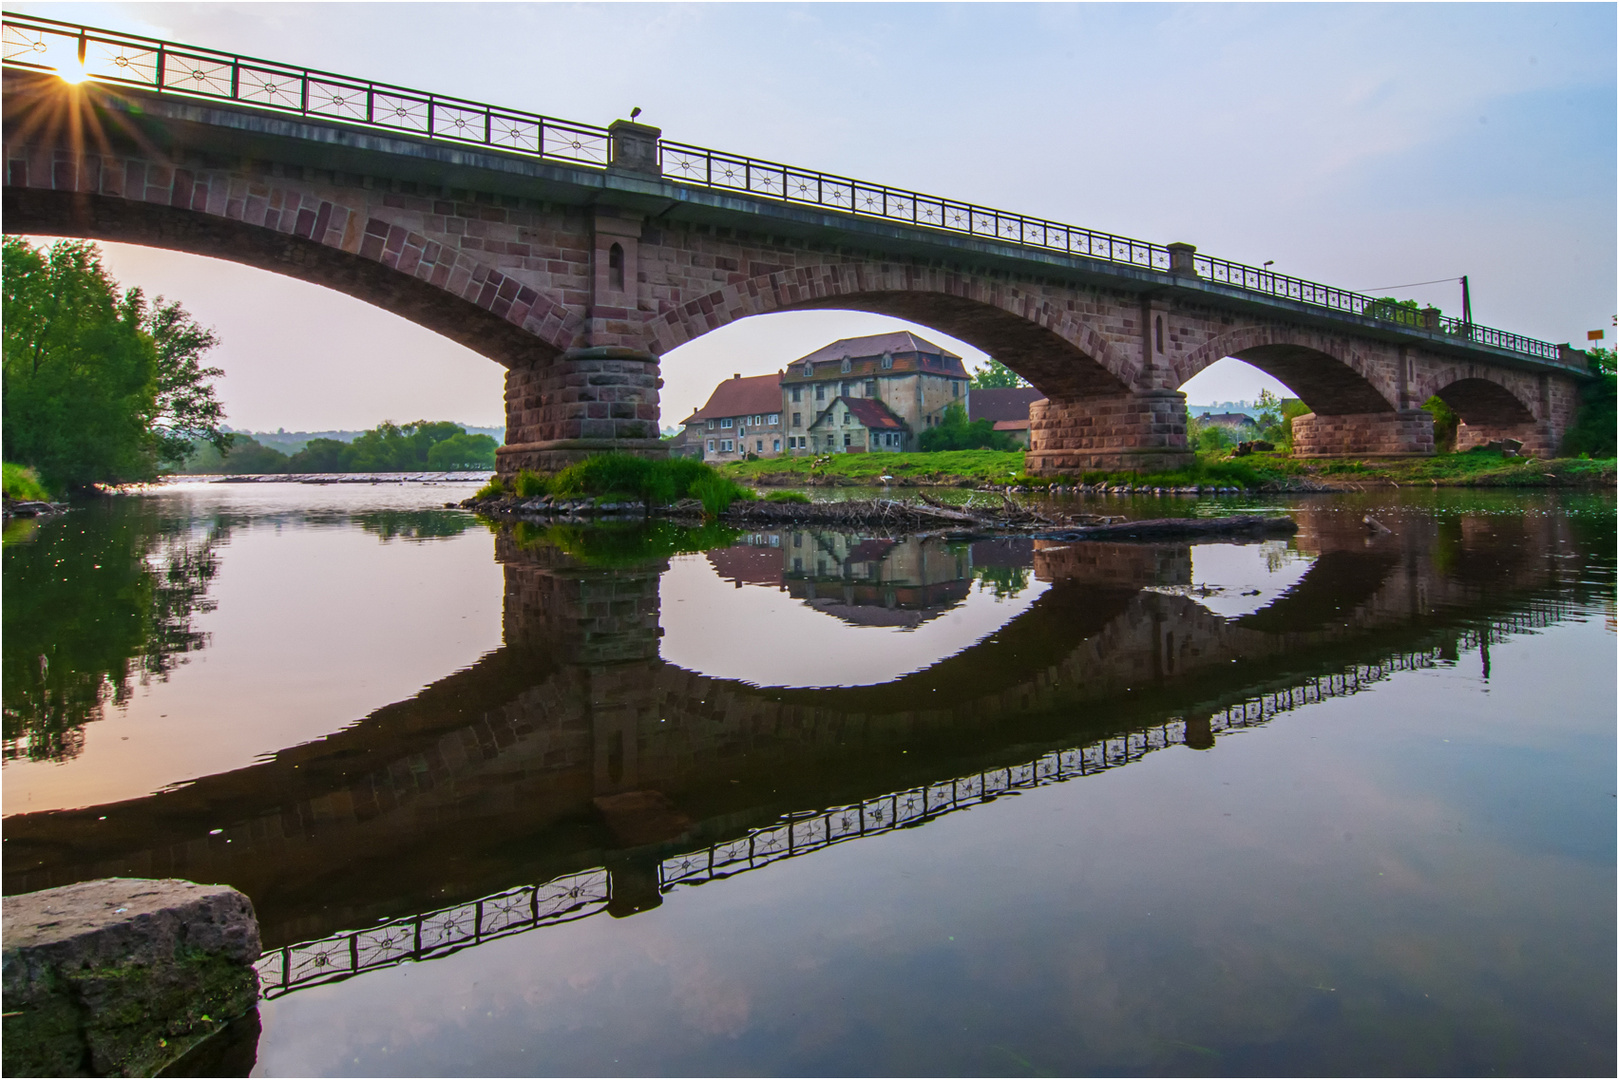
[1025, 390, 1193, 475]
[1290, 410, 1434, 457]
[498, 346, 666, 476]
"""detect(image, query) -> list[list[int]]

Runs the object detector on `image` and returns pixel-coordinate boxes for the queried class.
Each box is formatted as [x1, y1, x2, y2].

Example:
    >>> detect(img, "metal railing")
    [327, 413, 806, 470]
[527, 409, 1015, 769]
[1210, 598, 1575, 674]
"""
[253, 600, 1575, 999]
[0, 11, 1570, 366]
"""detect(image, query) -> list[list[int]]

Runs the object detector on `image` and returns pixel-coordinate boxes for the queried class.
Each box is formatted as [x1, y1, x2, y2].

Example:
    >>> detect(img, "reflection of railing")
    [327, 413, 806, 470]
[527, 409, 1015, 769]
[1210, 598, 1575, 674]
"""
[254, 602, 1571, 998]
[0, 12, 1570, 366]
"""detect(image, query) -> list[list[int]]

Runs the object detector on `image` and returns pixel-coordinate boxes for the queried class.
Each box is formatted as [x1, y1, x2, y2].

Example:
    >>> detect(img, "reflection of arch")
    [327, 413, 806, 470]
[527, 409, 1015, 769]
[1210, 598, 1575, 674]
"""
[3, 184, 581, 368]
[1233, 550, 1400, 634]
[1426, 374, 1535, 425]
[648, 265, 1134, 398]
[1176, 325, 1397, 414]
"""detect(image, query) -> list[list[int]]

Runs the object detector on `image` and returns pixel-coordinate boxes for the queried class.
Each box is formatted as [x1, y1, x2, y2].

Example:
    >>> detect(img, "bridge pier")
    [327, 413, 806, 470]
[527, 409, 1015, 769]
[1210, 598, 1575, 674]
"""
[1290, 410, 1435, 457]
[1025, 391, 1193, 476]
[497, 346, 666, 477]
[1455, 420, 1557, 456]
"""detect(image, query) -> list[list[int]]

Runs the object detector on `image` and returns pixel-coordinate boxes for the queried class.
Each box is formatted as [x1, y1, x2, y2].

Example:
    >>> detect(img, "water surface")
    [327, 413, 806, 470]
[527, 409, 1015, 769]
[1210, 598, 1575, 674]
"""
[3, 483, 1613, 1076]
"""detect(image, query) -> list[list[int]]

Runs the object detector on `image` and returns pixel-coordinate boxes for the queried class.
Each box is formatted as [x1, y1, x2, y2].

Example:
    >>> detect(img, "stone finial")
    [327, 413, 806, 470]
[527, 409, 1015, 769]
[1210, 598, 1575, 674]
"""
[1166, 242, 1198, 277]
[609, 119, 662, 177]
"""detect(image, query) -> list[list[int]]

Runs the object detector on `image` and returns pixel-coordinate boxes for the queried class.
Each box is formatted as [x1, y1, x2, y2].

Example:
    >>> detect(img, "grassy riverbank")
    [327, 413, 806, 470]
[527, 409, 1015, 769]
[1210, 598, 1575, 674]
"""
[718, 448, 1616, 491]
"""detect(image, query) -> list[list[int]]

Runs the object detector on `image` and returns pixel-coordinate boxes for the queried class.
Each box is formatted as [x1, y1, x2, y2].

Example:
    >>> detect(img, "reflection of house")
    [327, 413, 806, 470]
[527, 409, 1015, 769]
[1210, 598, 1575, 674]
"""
[783, 532, 972, 628]
[681, 373, 784, 462]
[805, 397, 909, 454]
[706, 535, 785, 588]
[967, 387, 1045, 448]
[782, 332, 971, 454]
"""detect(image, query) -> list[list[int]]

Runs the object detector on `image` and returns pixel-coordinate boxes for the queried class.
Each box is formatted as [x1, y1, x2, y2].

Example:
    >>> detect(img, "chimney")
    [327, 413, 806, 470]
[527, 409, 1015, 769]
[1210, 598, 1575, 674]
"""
[733, 373, 741, 380]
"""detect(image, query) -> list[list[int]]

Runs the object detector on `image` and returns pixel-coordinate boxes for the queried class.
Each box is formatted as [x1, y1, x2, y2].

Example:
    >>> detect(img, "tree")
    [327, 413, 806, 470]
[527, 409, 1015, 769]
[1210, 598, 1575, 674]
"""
[918, 402, 1019, 452]
[427, 431, 498, 469]
[3, 238, 157, 491]
[143, 297, 231, 467]
[1562, 347, 1615, 458]
[970, 358, 1027, 389]
[2, 238, 231, 491]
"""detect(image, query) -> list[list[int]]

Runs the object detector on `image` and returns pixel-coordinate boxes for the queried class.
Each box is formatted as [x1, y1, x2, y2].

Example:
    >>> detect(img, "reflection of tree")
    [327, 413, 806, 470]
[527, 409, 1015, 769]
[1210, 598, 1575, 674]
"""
[2, 501, 225, 762]
[354, 509, 484, 543]
[974, 564, 1029, 599]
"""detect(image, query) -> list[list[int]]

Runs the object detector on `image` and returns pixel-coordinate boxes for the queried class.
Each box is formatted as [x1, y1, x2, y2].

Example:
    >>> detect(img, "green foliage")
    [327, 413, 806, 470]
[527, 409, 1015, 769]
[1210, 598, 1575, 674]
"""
[918, 402, 1019, 452]
[3, 462, 50, 501]
[512, 469, 547, 498]
[512, 519, 740, 566]
[2, 239, 229, 490]
[353, 509, 481, 542]
[764, 490, 811, 504]
[426, 432, 498, 470]
[1365, 296, 1426, 326]
[724, 448, 1027, 484]
[474, 475, 506, 500]
[691, 473, 748, 516]
[974, 564, 1029, 599]
[969, 358, 1027, 389]
[545, 454, 748, 514]
[1562, 350, 1616, 458]
[1276, 398, 1311, 449]
[1422, 395, 1460, 452]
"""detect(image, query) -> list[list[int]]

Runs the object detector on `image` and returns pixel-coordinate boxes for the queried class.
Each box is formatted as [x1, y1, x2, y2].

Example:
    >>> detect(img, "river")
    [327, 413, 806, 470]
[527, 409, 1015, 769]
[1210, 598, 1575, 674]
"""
[3, 481, 1614, 1076]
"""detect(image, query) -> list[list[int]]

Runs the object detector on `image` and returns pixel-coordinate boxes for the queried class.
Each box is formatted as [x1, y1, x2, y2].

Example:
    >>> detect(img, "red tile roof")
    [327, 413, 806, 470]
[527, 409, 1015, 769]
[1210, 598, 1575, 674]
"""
[812, 396, 908, 431]
[969, 387, 1045, 424]
[783, 331, 969, 384]
[687, 373, 782, 422]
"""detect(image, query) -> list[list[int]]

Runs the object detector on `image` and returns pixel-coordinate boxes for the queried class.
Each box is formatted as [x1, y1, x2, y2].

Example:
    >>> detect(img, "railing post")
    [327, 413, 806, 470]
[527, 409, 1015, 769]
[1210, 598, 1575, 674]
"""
[1167, 241, 1198, 277]
[1421, 306, 1441, 331]
[608, 119, 662, 177]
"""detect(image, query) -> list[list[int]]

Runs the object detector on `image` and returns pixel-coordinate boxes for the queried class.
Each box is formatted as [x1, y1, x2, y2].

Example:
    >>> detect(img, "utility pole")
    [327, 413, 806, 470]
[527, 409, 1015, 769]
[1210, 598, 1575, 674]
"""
[1461, 276, 1472, 326]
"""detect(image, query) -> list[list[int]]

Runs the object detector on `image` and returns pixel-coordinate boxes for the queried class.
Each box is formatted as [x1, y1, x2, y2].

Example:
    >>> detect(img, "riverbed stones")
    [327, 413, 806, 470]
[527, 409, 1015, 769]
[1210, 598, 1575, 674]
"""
[2, 878, 261, 1078]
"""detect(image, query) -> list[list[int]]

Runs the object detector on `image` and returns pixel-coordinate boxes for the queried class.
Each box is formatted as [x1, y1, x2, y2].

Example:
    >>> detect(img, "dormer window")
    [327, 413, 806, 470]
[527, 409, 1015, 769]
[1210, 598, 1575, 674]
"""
[881, 352, 893, 369]
[802, 363, 814, 378]
[840, 356, 852, 374]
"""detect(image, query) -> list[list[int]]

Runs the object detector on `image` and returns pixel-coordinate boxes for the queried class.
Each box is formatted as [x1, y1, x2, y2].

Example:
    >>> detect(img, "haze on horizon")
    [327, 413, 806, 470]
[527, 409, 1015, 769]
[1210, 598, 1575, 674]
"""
[13, 1, 1613, 433]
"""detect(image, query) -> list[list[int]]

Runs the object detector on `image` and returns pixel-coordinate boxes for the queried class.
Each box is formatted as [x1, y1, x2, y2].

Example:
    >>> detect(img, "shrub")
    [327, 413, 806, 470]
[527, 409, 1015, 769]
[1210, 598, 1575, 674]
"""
[1562, 349, 1616, 458]
[692, 473, 749, 517]
[917, 402, 1018, 452]
[513, 469, 547, 498]
[473, 475, 505, 500]
[3, 462, 51, 501]
[1422, 396, 1460, 452]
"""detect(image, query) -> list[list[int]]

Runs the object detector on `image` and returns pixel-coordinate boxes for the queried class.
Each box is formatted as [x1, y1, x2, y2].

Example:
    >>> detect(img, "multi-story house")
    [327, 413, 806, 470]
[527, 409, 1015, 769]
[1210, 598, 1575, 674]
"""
[680, 372, 785, 461]
[780, 331, 971, 454]
[967, 386, 1045, 448]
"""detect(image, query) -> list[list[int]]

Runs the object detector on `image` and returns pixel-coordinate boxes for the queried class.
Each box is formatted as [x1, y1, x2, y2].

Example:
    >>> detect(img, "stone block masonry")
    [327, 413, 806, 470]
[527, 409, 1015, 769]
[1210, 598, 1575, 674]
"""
[2, 878, 261, 1078]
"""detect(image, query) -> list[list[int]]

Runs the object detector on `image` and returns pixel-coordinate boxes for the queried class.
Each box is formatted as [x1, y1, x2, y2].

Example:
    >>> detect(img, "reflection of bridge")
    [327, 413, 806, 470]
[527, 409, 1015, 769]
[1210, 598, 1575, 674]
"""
[254, 598, 1575, 999]
[1, 13, 1591, 472]
[5, 498, 1604, 968]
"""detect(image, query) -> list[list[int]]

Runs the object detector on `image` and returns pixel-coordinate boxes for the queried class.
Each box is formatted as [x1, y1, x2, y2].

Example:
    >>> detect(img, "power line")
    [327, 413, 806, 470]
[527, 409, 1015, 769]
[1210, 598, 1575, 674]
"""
[1357, 276, 1463, 293]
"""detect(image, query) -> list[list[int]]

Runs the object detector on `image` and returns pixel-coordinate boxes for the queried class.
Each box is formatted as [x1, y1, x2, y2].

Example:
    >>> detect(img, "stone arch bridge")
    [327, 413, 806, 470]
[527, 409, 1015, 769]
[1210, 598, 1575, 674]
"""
[1, 14, 1591, 469]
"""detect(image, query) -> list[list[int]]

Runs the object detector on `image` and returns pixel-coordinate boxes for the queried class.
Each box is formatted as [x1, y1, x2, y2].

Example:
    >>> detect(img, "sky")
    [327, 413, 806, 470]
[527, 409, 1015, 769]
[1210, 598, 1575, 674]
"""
[11, 2, 1615, 431]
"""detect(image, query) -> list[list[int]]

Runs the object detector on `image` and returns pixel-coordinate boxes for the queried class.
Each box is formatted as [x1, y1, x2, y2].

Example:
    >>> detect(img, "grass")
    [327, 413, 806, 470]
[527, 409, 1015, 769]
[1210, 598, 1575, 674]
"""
[510, 519, 742, 565]
[3, 462, 51, 502]
[486, 454, 755, 516]
[722, 449, 1029, 485]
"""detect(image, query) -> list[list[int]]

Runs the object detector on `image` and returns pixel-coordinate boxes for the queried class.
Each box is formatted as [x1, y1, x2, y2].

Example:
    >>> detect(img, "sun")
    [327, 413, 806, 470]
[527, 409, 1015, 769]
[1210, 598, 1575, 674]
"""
[56, 61, 89, 85]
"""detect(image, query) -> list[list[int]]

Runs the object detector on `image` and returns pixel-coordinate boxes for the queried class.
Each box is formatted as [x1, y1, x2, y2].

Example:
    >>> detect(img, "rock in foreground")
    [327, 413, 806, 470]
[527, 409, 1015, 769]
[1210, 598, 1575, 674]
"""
[2, 878, 260, 1078]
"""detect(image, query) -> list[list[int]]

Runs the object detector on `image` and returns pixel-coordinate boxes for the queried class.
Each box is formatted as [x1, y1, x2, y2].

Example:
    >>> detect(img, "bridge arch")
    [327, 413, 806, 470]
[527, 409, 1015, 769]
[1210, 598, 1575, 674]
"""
[648, 264, 1136, 398]
[1415, 367, 1537, 426]
[1173, 324, 1398, 414]
[3, 160, 582, 369]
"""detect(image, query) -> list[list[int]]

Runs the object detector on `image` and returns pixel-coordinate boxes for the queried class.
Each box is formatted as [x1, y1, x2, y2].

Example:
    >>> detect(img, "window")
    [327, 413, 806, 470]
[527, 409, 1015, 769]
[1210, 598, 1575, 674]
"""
[952, 381, 960, 398]
[720, 418, 733, 428]
[881, 352, 893, 369]
[841, 356, 851, 373]
[844, 412, 852, 426]
[843, 432, 852, 447]
[707, 439, 715, 452]
[707, 419, 715, 430]
[792, 412, 801, 427]
[768, 413, 779, 425]
[865, 380, 877, 397]
[802, 363, 813, 377]
[791, 387, 801, 403]
[756, 439, 764, 452]
[841, 380, 851, 396]
[753, 415, 761, 426]
[1155, 315, 1164, 353]
[815, 385, 825, 401]
[772, 438, 780, 452]
[793, 533, 802, 548]
[793, 557, 803, 571]
[608, 243, 624, 290]
[721, 439, 734, 452]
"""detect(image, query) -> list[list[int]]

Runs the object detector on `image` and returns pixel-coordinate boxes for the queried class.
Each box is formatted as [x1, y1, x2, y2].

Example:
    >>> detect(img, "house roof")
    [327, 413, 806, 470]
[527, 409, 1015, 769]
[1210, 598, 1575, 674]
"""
[783, 331, 969, 384]
[1202, 412, 1258, 427]
[969, 386, 1045, 424]
[992, 419, 1030, 431]
[808, 396, 908, 432]
[687, 373, 782, 422]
